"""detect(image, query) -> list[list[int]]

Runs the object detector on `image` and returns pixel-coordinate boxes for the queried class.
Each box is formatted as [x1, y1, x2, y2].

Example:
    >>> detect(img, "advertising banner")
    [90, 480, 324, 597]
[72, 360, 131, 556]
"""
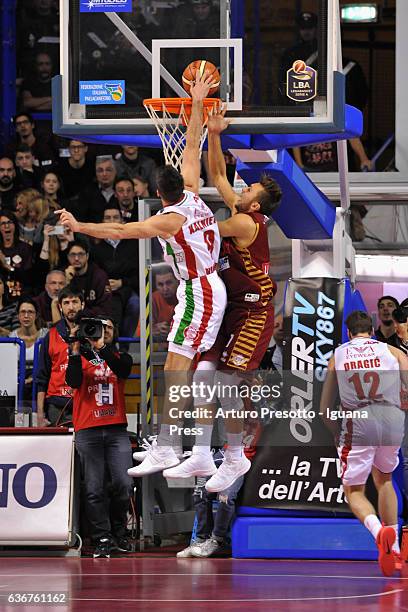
[0, 435, 73, 543]
[241, 278, 351, 512]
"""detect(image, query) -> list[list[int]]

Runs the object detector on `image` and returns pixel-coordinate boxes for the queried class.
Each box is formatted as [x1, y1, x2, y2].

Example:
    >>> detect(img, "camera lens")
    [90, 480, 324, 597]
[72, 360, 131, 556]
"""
[85, 323, 96, 336]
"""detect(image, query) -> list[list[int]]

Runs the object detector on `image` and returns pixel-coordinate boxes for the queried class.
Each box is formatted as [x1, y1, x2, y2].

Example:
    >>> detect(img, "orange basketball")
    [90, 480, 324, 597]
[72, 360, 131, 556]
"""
[182, 60, 221, 96]
[293, 60, 307, 73]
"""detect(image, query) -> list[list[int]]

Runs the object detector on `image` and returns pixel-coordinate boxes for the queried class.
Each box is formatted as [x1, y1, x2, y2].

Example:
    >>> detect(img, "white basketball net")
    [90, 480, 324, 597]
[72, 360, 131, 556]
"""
[144, 99, 218, 172]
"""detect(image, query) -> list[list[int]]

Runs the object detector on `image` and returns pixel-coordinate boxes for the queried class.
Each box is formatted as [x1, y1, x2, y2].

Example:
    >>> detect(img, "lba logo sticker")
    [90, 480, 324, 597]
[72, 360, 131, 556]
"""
[79, 81, 126, 105]
[287, 60, 317, 102]
[80, 0, 132, 12]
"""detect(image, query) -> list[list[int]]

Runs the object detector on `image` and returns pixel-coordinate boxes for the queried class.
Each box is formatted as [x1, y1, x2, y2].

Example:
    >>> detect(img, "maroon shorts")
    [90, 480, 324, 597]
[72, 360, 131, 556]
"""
[203, 304, 275, 371]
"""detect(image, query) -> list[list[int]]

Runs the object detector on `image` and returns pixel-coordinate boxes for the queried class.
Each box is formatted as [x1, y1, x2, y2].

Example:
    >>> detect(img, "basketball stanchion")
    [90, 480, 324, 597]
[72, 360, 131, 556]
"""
[143, 97, 221, 171]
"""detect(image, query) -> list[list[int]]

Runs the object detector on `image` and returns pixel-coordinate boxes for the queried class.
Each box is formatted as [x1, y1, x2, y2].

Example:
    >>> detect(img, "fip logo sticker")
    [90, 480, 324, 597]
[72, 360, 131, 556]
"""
[80, 0, 132, 12]
[79, 80, 126, 105]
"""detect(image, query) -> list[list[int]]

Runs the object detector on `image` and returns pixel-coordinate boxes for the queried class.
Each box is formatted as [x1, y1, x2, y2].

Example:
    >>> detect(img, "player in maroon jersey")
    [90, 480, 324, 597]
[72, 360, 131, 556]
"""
[164, 108, 282, 491]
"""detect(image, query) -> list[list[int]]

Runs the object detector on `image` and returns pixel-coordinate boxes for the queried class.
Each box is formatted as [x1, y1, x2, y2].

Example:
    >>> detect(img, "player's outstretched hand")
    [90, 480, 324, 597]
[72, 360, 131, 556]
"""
[190, 70, 216, 101]
[55, 209, 80, 233]
[208, 104, 230, 134]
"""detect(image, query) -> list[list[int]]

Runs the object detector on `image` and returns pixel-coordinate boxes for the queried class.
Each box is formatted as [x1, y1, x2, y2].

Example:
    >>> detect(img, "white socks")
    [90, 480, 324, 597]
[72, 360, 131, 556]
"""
[364, 514, 382, 540]
[363, 515, 400, 553]
[226, 432, 243, 458]
[391, 524, 400, 553]
[193, 423, 214, 455]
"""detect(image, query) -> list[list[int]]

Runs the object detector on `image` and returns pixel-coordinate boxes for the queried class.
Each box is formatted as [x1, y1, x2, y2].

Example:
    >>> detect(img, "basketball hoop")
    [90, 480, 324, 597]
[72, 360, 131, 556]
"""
[143, 97, 221, 171]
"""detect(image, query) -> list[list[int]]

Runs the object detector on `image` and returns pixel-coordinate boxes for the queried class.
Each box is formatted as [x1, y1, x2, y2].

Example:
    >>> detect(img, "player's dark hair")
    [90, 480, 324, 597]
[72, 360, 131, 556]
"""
[156, 165, 184, 203]
[258, 174, 282, 217]
[377, 295, 399, 310]
[345, 310, 373, 336]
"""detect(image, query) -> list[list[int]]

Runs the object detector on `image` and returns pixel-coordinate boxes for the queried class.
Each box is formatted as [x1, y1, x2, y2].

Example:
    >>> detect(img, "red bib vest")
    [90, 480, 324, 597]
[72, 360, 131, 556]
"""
[73, 352, 127, 432]
[46, 326, 73, 399]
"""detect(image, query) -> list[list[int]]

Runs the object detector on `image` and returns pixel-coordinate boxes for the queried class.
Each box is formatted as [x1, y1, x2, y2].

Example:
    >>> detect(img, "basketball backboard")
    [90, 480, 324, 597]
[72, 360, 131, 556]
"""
[53, 0, 345, 137]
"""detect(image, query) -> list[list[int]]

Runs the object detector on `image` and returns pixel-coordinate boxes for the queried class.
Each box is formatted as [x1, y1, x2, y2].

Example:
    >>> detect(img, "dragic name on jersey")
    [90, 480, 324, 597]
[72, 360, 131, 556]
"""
[334, 337, 401, 410]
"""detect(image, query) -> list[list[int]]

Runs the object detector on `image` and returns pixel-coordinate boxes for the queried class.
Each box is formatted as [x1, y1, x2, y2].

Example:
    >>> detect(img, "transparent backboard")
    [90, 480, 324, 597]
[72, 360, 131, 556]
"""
[54, 0, 344, 136]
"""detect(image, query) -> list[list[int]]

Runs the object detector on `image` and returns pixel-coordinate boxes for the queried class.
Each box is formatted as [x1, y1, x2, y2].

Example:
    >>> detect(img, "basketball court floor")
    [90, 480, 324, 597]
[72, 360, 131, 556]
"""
[0, 557, 407, 611]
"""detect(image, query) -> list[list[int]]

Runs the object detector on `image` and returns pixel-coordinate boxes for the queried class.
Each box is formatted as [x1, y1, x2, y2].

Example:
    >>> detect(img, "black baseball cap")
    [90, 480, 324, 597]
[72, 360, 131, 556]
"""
[296, 12, 318, 28]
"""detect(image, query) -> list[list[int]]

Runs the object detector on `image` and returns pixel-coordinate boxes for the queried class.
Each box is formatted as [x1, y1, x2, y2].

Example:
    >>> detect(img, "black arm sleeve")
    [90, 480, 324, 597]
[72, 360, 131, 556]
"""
[98, 345, 133, 379]
[65, 354, 83, 388]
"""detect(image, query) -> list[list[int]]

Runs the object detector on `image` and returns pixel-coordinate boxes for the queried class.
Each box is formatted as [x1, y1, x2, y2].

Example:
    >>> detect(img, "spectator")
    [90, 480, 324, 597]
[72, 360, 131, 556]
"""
[58, 140, 95, 199]
[115, 146, 157, 195]
[75, 157, 116, 223]
[375, 295, 399, 347]
[279, 12, 318, 94]
[171, 0, 220, 75]
[0, 274, 18, 335]
[6, 113, 55, 168]
[91, 207, 139, 336]
[152, 265, 178, 337]
[132, 174, 150, 198]
[176, 448, 246, 559]
[113, 177, 139, 223]
[15, 188, 42, 243]
[14, 144, 42, 190]
[0, 211, 33, 300]
[21, 51, 54, 112]
[35, 220, 75, 282]
[9, 297, 48, 403]
[34, 269, 67, 328]
[36, 287, 85, 426]
[66, 316, 133, 557]
[17, 0, 59, 74]
[41, 170, 64, 213]
[0, 158, 19, 210]
[65, 239, 112, 317]
[36, 219, 74, 272]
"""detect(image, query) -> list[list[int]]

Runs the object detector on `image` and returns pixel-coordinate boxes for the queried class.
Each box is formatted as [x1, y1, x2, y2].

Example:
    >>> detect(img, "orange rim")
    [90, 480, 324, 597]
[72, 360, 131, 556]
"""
[143, 97, 220, 117]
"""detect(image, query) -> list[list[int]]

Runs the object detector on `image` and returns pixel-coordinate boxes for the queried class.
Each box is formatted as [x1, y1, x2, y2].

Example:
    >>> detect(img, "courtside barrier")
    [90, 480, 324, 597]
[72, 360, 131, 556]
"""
[0, 337, 26, 410]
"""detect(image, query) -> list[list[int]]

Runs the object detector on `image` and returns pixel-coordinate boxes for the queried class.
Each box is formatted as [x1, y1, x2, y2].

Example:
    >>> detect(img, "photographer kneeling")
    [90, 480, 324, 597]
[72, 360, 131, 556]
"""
[66, 315, 133, 558]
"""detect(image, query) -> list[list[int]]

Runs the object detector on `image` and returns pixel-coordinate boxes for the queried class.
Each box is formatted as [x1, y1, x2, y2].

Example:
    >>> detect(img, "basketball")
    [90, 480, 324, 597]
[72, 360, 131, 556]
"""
[293, 60, 307, 73]
[182, 60, 221, 96]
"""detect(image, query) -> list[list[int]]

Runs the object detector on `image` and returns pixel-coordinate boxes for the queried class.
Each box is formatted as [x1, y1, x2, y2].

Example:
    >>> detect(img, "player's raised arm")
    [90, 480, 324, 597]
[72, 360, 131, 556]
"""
[207, 108, 239, 214]
[181, 72, 214, 194]
[57, 209, 184, 240]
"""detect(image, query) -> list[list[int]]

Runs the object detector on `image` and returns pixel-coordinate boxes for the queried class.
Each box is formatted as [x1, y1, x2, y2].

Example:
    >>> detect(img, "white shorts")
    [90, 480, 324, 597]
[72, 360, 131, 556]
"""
[338, 407, 404, 486]
[168, 272, 227, 358]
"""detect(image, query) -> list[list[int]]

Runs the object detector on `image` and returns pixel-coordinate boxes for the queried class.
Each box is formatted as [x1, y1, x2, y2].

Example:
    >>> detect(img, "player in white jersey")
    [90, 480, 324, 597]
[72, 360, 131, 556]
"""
[155, 189, 225, 353]
[320, 310, 408, 577]
[58, 72, 227, 477]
